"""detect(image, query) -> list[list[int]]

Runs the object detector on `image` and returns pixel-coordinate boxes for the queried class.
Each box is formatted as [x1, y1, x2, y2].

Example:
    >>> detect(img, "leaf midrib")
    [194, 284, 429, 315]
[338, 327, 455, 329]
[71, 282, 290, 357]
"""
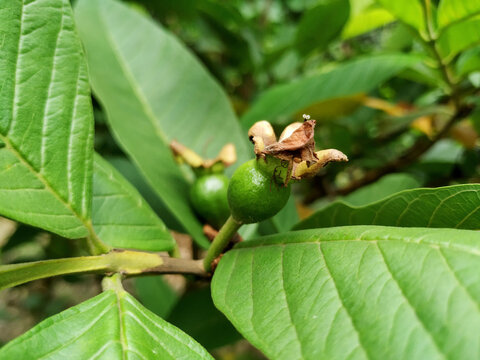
[97, 4, 169, 146]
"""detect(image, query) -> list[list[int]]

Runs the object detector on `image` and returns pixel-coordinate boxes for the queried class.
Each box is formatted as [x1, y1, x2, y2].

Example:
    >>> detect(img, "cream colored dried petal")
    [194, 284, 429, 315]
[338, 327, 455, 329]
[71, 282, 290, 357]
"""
[278, 122, 303, 142]
[170, 140, 204, 168]
[248, 121, 277, 155]
[217, 143, 237, 166]
[293, 149, 348, 179]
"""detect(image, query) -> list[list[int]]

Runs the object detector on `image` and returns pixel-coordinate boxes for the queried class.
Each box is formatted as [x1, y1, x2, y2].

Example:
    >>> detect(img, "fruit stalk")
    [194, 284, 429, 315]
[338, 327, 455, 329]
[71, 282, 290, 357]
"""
[203, 215, 242, 272]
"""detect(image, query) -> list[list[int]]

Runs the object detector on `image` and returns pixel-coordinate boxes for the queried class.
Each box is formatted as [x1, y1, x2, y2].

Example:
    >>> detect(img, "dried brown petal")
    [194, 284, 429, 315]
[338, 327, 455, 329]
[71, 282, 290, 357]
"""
[264, 120, 318, 166]
[269, 120, 315, 151]
[247, 118, 348, 184]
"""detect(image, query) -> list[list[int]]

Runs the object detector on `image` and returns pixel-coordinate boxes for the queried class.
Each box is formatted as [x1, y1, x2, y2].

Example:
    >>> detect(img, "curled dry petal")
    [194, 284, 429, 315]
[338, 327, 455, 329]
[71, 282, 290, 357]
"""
[293, 149, 348, 179]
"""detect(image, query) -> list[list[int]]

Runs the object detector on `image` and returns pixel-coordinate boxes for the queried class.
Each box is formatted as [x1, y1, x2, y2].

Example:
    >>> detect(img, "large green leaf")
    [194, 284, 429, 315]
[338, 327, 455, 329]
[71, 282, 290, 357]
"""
[0, 288, 213, 359]
[241, 54, 420, 127]
[0, 0, 93, 238]
[295, 0, 350, 56]
[212, 226, 480, 360]
[295, 184, 480, 230]
[92, 154, 174, 251]
[74, 0, 250, 248]
[437, 0, 480, 28]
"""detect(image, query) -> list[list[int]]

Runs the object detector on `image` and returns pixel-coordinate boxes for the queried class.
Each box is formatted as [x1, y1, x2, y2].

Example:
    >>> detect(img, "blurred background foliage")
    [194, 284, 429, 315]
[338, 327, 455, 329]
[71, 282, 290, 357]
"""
[2, 0, 480, 358]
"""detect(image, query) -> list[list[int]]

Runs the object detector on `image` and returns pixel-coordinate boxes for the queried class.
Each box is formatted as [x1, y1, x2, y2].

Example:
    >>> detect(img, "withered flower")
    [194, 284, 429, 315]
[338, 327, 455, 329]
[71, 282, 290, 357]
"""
[248, 117, 348, 185]
[170, 141, 236, 170]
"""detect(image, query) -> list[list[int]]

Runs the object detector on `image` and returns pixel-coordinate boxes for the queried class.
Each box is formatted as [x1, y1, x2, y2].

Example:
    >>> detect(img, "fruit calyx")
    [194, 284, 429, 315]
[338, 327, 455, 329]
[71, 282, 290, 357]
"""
[248, 116, 348, 185]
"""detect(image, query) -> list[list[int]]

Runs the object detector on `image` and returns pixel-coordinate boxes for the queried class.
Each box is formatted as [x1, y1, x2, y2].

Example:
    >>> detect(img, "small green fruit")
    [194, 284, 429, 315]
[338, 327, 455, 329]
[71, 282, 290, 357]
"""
[190, 174, 230, 229]
[228, 159, 291, 224]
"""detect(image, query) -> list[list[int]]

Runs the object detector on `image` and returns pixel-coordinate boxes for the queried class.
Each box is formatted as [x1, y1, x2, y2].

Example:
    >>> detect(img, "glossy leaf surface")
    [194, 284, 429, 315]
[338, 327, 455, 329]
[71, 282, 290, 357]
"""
[92, 154, 174, 251]
[212, 226, 480, 360]
[75, 0, 250, 247]
[0, 289, 213, 359]
[0, 0, 94, 238]
[295, 184, 480, 230]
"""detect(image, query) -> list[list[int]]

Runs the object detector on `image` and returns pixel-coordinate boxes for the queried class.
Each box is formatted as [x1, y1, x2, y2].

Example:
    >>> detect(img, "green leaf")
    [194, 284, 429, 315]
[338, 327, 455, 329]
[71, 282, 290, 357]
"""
[241, 54, 420, 127]
[92, 154, 174, 251]
[456, 46, 480, 76]
[134, 276, 179, 318]
[375, 0, 425, 31]
[295, 0, 350, 56]
[212, 226, 480, 360]
[107, 157, 185, 232]
[74, 0, 250, 248]
[0, 0, 93, 238]
[437, 15, 480, 60]
[0, 289, 213, 359]
[295, 184, 480, 230]
[437, 0, 480, 29]
[167, 286, 242, 350]
[342, 7, 395, 39]
[340, 173, 421, 206]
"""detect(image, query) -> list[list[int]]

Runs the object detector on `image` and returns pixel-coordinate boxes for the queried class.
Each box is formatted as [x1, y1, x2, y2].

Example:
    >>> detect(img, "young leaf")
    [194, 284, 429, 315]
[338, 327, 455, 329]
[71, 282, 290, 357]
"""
[241, 54, 420, 127]
[92, 154, 174, 251]
[74, 0, 250, 248]
[342, 7, 395, 39]
[295, 184, 480, 230]
[437, 0, 480, 29]
[0, 289, 213, 359]
[0, 0, 93, 238]
[375, 0, 425, 31]
[212, 226, 480, 360]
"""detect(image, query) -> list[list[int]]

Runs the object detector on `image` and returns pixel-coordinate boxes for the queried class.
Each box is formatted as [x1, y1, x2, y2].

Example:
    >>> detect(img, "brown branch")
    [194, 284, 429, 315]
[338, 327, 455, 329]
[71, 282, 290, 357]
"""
[337, 105, 474, 195]
[142, 257, 207, 277]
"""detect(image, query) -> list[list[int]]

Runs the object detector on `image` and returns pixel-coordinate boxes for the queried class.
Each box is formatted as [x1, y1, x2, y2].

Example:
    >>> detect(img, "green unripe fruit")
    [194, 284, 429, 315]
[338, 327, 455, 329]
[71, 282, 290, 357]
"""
[228, 159, 291, 224]
[190, 174, 230, 229]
